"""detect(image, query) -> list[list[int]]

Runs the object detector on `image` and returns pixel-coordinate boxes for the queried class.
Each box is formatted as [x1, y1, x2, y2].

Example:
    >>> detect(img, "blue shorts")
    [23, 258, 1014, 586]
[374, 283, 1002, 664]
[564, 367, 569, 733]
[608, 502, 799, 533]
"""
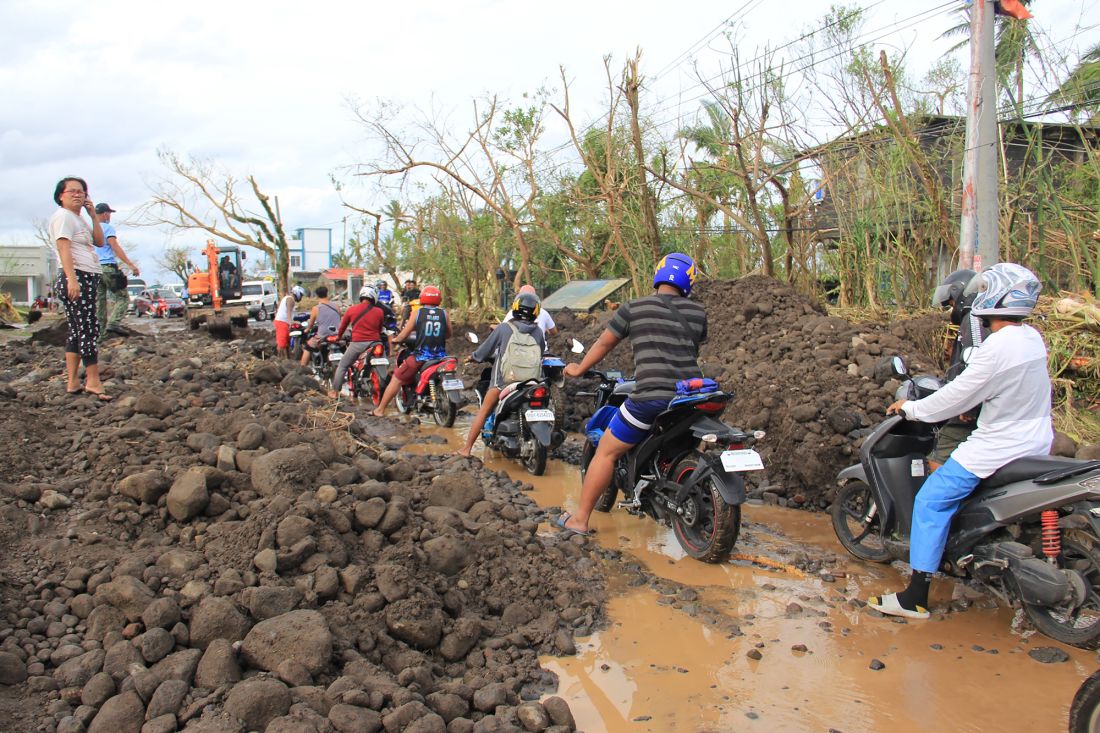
[608, 399, 671, 444]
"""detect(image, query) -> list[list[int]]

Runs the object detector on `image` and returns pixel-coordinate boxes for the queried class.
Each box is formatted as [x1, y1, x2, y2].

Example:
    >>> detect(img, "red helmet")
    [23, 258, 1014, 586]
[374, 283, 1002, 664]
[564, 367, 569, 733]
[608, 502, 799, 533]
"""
[419, 285, 442, 306]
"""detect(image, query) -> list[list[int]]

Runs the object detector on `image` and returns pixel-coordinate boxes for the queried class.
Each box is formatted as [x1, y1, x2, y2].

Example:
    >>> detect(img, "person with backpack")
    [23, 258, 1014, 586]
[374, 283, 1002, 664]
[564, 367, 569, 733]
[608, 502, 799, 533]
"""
[328, 286, 389, 399]
[371, 285, 450, 416]
[457, 292, 546, 457]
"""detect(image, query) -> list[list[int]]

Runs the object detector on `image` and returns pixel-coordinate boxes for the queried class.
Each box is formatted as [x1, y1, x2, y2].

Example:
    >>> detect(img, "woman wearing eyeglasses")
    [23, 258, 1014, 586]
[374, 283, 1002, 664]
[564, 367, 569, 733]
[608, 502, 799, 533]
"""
[48, 176, 112, 401]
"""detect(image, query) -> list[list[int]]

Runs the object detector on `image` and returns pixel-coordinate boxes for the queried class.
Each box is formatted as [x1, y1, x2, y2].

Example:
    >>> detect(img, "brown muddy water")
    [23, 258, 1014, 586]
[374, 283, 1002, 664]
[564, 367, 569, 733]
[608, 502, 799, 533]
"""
[424, 414, 1097, 731]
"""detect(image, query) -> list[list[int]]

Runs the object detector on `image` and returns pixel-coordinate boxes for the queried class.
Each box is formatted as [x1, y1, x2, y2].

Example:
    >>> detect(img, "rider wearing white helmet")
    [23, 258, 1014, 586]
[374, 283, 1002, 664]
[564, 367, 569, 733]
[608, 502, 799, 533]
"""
[328, 285, 389, 399]
[871, 263, 1053, 620]
[274, 284, 307, 359]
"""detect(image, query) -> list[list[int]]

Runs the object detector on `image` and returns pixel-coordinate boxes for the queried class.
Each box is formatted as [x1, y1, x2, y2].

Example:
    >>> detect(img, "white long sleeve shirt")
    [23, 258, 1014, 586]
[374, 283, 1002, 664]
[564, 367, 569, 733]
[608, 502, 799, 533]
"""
[902, 324, 1053, 478]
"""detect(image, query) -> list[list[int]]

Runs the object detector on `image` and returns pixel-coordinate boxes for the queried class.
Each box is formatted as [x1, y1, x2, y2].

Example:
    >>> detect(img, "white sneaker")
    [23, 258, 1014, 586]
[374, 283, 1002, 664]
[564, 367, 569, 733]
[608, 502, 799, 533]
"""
[868, 592, 930, 620]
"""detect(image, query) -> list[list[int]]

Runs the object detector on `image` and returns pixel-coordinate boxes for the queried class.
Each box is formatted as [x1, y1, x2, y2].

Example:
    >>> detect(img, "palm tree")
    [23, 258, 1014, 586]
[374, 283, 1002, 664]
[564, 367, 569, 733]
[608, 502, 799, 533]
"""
[1048, 43, 1100, 121]
[940, 0, 1038, 109]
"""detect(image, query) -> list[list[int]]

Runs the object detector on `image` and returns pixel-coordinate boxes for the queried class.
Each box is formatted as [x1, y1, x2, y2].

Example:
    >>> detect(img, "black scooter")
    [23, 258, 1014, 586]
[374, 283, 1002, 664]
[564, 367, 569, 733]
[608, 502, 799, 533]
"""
[832, 357, 1100, 647]
[466, 333, 571, 476]
[577, 366, 763, 563]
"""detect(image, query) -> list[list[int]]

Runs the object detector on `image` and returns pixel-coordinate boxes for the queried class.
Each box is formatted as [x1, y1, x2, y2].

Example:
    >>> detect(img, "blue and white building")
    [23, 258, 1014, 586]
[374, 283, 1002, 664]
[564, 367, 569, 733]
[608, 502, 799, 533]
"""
[287, 227, 333, 277]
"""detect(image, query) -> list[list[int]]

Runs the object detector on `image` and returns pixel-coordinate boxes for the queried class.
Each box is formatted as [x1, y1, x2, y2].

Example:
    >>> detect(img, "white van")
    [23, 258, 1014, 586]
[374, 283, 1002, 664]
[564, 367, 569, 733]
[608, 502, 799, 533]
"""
[241, 280, 278, 320]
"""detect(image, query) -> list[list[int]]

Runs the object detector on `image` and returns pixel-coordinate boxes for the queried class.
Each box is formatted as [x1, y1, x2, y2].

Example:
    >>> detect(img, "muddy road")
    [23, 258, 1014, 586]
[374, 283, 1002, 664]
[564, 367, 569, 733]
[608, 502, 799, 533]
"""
[411, 415, 1094, 733]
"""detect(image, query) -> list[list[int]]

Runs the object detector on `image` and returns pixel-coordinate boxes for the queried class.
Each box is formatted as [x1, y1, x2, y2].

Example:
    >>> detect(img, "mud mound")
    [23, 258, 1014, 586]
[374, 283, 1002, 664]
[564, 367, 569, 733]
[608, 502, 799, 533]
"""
[0, 327, 596, 732]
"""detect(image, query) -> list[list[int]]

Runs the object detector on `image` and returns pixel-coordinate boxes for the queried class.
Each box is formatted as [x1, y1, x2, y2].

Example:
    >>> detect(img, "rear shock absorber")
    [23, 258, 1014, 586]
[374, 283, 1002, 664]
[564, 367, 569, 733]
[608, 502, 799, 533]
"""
[428, 381, 438, 402]
[1041, 509, 1061, 563]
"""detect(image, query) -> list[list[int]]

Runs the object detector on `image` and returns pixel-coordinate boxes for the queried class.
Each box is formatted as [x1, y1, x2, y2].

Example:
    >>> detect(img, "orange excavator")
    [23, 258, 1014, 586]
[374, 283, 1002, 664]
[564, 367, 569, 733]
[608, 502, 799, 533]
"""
[186, 240, 250, 330]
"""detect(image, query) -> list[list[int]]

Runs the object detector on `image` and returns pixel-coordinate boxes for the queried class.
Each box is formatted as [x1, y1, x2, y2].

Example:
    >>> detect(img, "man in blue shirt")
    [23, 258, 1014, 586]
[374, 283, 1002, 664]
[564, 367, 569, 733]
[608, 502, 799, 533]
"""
[94, 203, 140, 341]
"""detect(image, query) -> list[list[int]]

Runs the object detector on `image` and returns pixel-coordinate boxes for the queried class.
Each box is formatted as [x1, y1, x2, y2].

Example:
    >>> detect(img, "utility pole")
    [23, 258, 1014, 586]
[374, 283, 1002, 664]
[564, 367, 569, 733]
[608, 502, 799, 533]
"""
[958, 0, 999, 271]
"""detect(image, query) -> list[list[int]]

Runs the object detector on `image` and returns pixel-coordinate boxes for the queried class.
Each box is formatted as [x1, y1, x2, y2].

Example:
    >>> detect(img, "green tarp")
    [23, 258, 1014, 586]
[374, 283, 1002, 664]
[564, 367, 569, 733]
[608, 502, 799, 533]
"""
[541, 278, 630, 312]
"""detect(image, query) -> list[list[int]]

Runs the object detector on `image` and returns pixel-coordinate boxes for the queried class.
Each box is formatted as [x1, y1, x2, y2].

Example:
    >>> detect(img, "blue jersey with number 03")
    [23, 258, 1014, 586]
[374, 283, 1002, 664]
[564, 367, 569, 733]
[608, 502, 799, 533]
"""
[413, 306, 448, 360]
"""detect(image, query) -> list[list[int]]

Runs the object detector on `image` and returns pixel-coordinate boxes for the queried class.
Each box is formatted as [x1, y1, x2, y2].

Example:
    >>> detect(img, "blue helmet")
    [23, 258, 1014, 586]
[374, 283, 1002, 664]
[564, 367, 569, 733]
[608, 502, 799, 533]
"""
[653, 253, 697, 296]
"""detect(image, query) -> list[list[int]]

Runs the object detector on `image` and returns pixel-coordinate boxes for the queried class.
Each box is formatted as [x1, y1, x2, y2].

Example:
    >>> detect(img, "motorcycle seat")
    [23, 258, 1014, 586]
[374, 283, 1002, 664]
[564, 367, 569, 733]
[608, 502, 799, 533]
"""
[980, 455, 1092, 489]
[612, 381, 636, 396]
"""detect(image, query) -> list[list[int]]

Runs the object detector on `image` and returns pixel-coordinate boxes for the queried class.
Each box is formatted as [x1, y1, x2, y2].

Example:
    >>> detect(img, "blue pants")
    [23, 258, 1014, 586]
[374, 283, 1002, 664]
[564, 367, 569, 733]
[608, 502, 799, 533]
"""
[910, 457, 981, 573]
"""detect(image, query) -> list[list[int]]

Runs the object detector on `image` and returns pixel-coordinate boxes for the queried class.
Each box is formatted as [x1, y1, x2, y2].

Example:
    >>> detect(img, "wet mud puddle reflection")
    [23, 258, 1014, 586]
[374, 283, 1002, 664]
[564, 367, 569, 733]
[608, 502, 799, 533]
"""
[405, 424, 1092, 732]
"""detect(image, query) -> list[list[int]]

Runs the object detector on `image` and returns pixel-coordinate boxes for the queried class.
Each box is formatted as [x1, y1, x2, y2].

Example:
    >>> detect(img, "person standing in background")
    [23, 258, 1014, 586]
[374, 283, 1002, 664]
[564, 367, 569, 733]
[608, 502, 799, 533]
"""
[48, 177, 112, 400]
[93, 203, 140, 340]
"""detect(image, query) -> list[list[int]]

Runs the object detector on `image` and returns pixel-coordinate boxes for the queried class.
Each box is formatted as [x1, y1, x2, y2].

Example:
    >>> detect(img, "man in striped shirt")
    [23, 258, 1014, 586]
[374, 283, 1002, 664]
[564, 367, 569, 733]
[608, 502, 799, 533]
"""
[559, 253, 707, 536]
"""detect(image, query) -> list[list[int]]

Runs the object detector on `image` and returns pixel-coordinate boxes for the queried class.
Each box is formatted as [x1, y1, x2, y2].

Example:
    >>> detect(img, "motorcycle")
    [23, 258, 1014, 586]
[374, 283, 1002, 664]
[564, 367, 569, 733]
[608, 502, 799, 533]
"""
[576, 365, 764, 563]
[345, 340, 391, 407]
[393, 348, 463, 427]
[301, 331, 342, 384]
[831, 356, 1100, 647]
[287, 312, 311, 359]
[464, 333, 576, 476]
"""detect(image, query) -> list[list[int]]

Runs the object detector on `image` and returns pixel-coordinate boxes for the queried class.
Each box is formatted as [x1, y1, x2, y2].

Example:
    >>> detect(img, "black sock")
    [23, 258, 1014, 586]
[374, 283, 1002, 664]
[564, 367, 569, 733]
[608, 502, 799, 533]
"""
[896, 571, 932, 610]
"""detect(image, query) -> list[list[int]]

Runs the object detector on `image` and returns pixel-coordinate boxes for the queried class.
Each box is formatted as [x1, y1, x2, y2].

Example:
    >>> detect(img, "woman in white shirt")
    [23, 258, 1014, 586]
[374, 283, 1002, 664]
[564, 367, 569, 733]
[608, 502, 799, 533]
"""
[48, 177, 109, 400]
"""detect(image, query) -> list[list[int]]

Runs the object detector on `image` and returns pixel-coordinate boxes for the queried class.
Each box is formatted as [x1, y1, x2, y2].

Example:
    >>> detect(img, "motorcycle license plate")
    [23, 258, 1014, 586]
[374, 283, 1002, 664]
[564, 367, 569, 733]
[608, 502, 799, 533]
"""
[370, 357, 390, 366]
[524, 409, 555, 422]
[328, 352, 343, 362]
[442, 379, 464, 391]
[721, 449, 764, 472]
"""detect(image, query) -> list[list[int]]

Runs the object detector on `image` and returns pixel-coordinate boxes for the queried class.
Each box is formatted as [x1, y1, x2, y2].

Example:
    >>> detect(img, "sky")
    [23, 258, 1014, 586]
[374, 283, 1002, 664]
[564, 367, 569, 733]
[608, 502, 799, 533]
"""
[1, 0, 1095, 282]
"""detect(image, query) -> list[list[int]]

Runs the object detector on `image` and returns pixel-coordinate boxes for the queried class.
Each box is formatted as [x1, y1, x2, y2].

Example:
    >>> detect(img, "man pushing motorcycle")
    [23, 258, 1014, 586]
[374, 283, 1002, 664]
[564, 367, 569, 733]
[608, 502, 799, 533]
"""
[558, 253, 707, 536]
[870, 263, 1053, 619]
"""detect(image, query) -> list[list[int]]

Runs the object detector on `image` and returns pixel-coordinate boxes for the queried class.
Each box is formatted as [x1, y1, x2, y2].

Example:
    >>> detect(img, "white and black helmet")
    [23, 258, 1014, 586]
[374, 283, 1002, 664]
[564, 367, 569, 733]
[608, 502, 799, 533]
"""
[290, 285, 305, 301]
[358, 285, 377, 302]
[965, 262, 1041, 318]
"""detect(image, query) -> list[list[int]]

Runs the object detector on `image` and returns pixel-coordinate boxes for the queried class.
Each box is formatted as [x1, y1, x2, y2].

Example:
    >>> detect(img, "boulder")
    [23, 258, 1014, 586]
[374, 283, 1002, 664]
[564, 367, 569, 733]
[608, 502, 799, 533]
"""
[424, 536, 469, 577]
[134, 392, 173, 419]
[328, 703, 382, 733]
[195, 639, 241, 688]
[251, 445, 325, 496]
[114, 471, 171, 504]
[224, 678, 291, 731]
[241, 610, 332, 675]
[427, 474, 484, 512]
[145, 678, 189, 720]
[237, 423, 266, 451]
[87, 691, 145, 733]
[242, 586, 303, 620]
[95, 576, 156, 622]
[0, 651, 27, 685]
[167, 468, 209, 521]
[385, 599, 444, 650]
[188, 597, 250, 649]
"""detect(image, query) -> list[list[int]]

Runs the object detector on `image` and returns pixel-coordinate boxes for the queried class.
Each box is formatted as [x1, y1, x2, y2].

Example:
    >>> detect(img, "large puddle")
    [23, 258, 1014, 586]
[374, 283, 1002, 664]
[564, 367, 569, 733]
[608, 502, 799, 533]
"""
[404, 418, 1094, 732]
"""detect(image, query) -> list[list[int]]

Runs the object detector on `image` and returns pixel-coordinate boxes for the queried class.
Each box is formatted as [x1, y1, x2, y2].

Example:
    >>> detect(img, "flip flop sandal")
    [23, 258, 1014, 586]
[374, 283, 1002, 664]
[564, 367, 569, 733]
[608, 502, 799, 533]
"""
[868, 592, 930, 620]
[84, 389, 114, 402]
[553, 512, 593, 537]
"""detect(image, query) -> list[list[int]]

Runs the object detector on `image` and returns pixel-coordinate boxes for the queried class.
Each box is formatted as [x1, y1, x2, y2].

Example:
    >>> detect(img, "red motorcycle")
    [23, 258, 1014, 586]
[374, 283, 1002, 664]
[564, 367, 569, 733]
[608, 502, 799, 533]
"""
[336, 338, 390, 407]
[393, 349, 464, 427]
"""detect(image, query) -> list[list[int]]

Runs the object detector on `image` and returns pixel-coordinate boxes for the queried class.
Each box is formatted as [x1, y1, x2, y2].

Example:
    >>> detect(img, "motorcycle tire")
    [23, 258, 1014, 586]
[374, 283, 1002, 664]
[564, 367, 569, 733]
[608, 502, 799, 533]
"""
[433, 386, 456, 427]
[371, 371, 383, 409]
[830, 481, 891, 563]
[1070, 669, 1100, 733]
[395, 385, 413, 415]
[581, 440, 618, 512]
[668, 451, 741, 563]
[522, 434, 547, 476]
[1023, 529, 1100, 650]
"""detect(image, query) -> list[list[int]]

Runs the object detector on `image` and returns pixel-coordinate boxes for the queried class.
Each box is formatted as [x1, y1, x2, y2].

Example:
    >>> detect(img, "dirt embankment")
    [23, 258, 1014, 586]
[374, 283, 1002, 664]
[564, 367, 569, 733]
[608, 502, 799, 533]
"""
[0, 328, 600, 732]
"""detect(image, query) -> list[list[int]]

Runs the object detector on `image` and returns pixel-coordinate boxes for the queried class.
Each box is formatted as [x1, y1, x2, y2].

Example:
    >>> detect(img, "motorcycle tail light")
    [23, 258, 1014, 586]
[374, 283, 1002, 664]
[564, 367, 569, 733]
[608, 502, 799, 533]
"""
[532, 386, 548, 399]
[694, 401, 726, 414]
[372, 343, 384, 356]
[727, 442, 744, 450]
[443, 358, 457, 370]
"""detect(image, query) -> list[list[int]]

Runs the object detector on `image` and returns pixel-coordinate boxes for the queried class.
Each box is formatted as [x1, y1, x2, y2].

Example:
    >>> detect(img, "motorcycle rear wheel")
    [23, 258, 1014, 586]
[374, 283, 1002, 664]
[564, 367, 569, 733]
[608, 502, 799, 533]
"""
[395, 385, 413, 414]
[831, 481, 891, 563]
[371, 371, 383, 409]
[668, 451, 741, 563]
[581, 440, 618, 512]
[433, 387, 457, 427]
[522, 435, 547, 476]
[1070, 668, 1100, 733]
[1023, 530, 1100, 650]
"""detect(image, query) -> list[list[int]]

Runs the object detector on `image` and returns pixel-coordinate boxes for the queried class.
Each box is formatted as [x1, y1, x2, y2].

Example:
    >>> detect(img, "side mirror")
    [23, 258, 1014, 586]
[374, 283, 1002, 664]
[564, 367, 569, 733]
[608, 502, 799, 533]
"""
[570, 339, 585, 354]
[466, 332, 479, 344]
[891, 356, 908, 377]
